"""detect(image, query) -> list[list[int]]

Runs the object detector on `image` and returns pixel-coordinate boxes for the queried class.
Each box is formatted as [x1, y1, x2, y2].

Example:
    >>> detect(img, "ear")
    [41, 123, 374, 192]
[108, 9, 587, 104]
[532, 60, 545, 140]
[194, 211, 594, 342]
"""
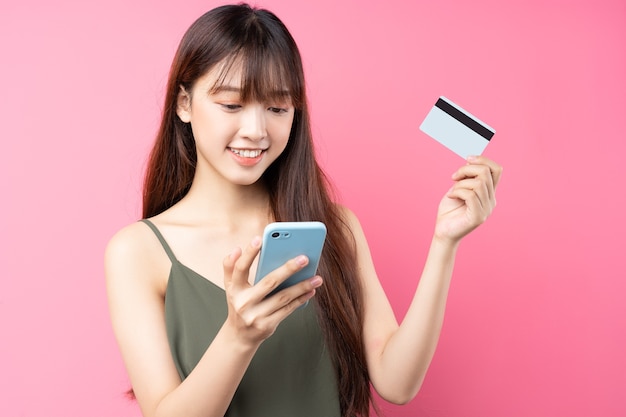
[176, 86, 192, 123]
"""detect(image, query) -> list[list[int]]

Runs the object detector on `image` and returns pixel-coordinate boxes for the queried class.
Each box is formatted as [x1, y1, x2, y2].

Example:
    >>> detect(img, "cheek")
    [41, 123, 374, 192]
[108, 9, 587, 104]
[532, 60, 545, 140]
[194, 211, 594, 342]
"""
[274, 124, 293, 154]
[274, 115, 294, 143]
[265, 121, 291, 160]
[190, 112, 231, 144]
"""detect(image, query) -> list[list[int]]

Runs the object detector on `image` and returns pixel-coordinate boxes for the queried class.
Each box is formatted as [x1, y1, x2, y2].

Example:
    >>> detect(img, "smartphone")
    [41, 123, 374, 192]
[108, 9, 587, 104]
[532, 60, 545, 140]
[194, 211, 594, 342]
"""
[254, 221, 327, 296]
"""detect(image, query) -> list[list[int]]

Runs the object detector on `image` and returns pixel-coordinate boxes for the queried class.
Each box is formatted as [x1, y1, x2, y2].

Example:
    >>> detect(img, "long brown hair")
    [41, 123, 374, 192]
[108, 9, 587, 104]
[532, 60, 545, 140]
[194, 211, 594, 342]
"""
[143, 5, 373, 416]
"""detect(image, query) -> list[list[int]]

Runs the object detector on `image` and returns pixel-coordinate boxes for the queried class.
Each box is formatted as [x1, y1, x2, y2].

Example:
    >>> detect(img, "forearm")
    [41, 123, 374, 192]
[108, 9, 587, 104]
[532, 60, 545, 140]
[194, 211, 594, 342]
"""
[376, 237, 458, 403]
[154, 322, 259, 417]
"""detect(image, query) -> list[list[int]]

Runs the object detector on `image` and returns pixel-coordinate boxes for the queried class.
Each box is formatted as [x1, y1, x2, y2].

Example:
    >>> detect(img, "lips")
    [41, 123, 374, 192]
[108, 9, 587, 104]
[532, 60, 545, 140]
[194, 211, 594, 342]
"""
[228, 147, 265, 166]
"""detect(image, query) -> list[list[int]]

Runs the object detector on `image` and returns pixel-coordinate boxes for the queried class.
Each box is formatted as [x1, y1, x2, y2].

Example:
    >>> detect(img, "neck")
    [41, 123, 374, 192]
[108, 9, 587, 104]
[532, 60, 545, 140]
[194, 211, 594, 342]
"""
[175, 167, 272, 228]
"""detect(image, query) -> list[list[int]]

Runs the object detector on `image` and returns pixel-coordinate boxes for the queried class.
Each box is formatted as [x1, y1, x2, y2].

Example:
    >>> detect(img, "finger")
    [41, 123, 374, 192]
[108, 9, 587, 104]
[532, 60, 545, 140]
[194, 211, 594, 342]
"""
[449, 178, 489, 208]
[452, 162, 493, 181]
[231, 236, 262, 288]
[448, 183, 485, 213]
[466, 155, 503, 188]
[452, 163, 495, 201]
[254, 255, 309, 299]
[258, 276, 323, 319]
[222, 247, 242, 288]
[447, 187, 487, 223]
[241, 289, 317, 341]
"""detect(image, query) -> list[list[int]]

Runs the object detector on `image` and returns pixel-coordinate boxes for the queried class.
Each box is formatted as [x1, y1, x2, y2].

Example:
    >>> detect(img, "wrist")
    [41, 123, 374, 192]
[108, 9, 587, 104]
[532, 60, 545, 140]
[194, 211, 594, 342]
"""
[431, 233, 461, 253]
[220, 319, 263, 354]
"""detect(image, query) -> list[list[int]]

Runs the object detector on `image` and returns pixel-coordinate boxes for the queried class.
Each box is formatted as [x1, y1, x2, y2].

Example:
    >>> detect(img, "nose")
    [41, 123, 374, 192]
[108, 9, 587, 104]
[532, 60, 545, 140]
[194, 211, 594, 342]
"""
[239, 104, 267, 141]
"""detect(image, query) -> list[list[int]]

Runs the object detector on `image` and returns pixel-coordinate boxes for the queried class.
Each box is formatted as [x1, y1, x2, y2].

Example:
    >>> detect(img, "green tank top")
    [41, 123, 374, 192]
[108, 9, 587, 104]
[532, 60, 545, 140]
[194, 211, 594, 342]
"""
[142, 220, 341, 417]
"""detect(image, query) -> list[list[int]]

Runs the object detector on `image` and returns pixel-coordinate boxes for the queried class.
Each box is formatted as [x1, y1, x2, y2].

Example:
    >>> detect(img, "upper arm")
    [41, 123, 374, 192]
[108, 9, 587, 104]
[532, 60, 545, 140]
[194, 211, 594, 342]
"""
[105, 223, 181, 416]
[339, 207, 399, 377]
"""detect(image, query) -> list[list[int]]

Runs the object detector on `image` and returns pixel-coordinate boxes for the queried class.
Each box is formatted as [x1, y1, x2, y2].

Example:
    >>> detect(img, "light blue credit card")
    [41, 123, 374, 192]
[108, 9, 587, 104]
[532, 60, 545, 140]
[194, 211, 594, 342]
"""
[419, 96, 495, 159]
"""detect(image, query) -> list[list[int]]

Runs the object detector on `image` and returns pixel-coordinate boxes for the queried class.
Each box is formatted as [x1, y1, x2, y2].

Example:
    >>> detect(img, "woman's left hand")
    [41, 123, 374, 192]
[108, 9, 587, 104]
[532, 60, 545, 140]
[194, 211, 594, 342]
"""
[434, 155, 503, 244]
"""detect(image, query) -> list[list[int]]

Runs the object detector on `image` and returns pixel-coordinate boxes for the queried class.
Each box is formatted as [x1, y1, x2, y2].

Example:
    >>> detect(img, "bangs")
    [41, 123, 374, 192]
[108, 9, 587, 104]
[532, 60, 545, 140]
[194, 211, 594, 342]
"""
[209, 43, 303, 108]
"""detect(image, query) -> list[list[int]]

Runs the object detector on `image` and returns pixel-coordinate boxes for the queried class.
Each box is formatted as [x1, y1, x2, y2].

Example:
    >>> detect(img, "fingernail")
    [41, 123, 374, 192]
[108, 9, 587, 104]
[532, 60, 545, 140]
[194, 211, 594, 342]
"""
[467, 155, 477, 161]
[251, 236, 261, 247]
[310, 277, 323, 287]
[295, 255, 308, 265]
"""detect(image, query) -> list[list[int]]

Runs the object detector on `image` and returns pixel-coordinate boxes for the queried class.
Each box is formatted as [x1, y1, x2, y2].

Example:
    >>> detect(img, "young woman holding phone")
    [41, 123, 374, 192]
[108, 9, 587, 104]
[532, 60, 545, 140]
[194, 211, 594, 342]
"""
[105, 4, 502, 417]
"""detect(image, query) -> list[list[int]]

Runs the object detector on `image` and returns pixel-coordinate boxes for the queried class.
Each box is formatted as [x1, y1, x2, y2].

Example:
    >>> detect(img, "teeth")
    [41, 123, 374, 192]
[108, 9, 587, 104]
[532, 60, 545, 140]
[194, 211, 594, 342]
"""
[231, 148, 262, 158]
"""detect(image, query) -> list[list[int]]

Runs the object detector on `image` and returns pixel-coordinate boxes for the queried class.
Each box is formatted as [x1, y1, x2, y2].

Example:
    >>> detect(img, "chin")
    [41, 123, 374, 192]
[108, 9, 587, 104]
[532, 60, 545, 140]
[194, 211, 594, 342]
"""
[229, 173, 265, 187]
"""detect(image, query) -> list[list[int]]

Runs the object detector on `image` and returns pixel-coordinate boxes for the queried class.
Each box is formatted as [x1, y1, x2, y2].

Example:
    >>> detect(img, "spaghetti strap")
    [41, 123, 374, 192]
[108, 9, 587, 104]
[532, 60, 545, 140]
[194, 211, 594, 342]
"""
[140, 219, 178, 263]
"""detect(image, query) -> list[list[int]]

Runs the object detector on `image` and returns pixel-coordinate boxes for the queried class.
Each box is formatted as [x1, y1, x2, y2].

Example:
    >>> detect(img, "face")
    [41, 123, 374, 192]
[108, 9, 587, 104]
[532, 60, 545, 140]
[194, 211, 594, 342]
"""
[176, 63, 295, 187]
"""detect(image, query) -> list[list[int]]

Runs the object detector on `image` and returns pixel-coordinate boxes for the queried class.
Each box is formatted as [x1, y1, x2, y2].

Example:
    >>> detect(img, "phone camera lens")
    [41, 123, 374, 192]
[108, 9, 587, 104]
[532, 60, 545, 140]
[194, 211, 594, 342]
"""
[271, 232, 280, 238]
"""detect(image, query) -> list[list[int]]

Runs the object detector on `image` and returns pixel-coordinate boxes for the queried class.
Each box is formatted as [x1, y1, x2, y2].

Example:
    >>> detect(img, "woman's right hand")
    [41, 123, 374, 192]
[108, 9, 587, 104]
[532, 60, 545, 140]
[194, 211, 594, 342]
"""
[222, 236, 323, 347]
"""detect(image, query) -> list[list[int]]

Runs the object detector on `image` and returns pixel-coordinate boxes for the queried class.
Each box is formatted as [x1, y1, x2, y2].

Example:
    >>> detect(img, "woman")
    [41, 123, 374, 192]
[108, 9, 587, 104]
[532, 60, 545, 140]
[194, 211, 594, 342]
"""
[105, 4, 502, 417]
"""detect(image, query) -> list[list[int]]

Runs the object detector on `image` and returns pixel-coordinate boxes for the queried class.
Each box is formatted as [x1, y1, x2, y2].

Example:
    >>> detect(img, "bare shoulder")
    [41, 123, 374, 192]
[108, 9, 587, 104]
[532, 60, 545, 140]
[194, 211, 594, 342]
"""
[105, 221, 170, 293]
[335, 203, 356, 221]
[105, 221, 156, 270]
[335, 204, 366, 241]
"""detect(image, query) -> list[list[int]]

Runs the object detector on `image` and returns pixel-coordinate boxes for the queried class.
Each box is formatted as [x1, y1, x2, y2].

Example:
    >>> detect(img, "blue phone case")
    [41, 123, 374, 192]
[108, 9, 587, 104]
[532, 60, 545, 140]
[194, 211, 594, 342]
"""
[254, 222, 327, 295]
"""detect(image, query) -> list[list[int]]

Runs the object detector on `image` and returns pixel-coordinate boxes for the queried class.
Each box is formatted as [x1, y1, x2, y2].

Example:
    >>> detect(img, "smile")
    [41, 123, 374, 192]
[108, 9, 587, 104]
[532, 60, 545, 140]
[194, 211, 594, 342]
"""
[229, 148, 264, 158]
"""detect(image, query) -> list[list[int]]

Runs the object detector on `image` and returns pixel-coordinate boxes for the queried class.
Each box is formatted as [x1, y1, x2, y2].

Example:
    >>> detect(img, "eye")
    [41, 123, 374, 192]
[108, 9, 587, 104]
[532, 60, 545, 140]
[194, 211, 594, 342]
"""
[268, 107, 288, 114]
[221, 103, 242, 112]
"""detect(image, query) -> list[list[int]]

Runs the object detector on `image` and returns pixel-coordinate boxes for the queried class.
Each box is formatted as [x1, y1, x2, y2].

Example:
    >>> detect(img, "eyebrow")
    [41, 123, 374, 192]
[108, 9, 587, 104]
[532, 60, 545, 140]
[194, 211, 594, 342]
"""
[211, 85, 241, 93]
[211, 84, 291, 98]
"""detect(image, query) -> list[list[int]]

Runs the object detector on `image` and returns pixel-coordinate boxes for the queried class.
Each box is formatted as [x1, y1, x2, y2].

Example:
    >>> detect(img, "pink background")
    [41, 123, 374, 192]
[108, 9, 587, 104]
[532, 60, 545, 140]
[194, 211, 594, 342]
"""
[1, 0, 625, 416]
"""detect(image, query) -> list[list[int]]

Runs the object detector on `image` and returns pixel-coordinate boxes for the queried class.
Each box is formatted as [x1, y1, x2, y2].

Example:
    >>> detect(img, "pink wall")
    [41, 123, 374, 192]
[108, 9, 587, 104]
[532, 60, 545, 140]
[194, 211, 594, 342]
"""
[1, 0, 624, 416]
